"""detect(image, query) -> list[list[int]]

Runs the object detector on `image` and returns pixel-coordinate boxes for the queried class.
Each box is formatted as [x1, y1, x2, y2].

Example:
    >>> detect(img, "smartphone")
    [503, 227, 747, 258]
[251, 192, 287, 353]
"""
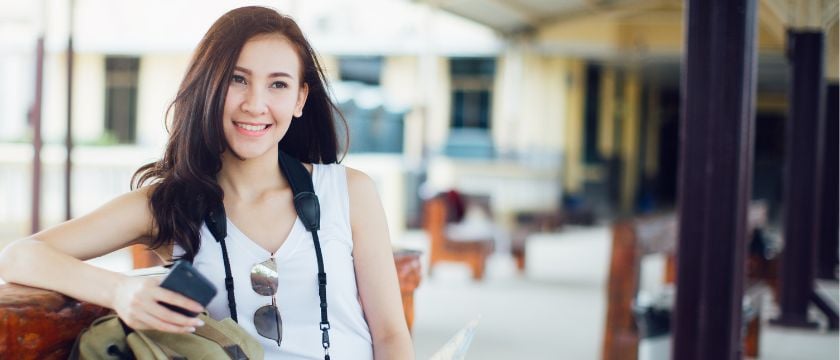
[158, 260, 218, 317]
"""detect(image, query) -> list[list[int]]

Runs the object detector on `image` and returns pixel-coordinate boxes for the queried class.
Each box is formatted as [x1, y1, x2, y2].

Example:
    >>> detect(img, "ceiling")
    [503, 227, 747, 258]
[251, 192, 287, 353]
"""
[418, 0, 674, 35]
[419, 0, 839, 36]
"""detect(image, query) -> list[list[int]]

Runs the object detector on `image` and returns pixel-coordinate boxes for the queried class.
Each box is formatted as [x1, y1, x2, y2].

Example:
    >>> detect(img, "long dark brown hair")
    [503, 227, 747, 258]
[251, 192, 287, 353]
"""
[131, 6, 346, 261]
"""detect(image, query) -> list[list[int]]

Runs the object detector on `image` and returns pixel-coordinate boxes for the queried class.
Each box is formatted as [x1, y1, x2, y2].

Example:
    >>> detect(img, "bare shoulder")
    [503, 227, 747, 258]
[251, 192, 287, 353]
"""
[343, 166, 384, 219]
[344, 166, 379, 199]
[343, 166, 390, 243]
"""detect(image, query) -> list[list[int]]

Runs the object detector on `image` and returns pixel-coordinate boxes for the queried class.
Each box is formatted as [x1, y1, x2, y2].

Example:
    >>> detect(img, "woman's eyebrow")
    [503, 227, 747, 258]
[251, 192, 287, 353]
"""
[234, 66, 294, 78]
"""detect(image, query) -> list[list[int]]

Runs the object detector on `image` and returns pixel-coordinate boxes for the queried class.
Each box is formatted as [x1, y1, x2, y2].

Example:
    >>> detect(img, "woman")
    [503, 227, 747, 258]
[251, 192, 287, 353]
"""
[0, 6, 413, 359]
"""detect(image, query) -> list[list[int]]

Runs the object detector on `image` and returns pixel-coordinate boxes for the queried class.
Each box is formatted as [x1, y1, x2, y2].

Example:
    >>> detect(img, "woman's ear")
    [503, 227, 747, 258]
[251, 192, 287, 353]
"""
[294, 83, 309, 118]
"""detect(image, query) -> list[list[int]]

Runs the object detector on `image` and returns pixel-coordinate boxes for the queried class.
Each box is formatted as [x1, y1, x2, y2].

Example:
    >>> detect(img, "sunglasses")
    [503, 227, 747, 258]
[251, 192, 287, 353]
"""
[251, 258, 283, 346]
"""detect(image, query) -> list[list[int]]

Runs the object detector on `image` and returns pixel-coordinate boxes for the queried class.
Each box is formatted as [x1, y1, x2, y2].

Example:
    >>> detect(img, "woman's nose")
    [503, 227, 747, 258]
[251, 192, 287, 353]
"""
[241, 88, 268, 115]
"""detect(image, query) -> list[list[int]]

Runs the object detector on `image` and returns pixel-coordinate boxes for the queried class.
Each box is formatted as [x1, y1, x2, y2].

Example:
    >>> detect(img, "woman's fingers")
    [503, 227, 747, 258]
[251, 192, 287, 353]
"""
[153, 287, 205, 315]
[114, 277, 205, 333]
[144, 298, 205, 329]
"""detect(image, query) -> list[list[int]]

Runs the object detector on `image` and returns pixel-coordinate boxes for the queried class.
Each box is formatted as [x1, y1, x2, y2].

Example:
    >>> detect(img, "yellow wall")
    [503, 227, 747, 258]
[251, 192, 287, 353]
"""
[426, 57, 451, 152]
[827, 22, 839, 81]
[598, 67, 616, 158]
[42, 53, 106, 144]
[318, 55, 341, 82]
[562, 59, 585, 194]
[136, 54, 191, 148]
[537, 14, 620, 55]
[73, 54, 105, 143]
[496, 51, 569, 155]
[620, 69, 641, 212]
[535, 3, 787, 57]
[492, 47, 523, 154]
[381, 56, 424, 162]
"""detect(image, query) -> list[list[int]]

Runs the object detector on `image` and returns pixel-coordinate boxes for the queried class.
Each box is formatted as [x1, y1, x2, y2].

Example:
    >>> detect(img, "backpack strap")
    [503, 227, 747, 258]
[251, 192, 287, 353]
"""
[277, 151, 331, 360]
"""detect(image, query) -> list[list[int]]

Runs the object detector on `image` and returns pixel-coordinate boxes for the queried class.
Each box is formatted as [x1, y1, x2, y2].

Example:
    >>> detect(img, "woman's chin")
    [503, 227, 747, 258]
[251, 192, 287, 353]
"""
[225, 146, 275, 161]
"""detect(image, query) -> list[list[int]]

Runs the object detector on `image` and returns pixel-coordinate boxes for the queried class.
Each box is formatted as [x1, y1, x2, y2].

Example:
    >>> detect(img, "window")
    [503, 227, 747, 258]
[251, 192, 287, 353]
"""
[444, 58, 496, 158]
[105, 57, 139, 143]
[450, 58, 494, 130]
[584, 63, 601, 163]
[339, 56, 382, 85]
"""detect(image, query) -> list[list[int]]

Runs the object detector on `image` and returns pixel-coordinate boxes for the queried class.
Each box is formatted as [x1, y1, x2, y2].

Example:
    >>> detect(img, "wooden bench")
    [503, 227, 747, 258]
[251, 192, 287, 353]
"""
[0, 249, 422, 359]
[423, 194, 494, 280]
[602, 203, 773, 360]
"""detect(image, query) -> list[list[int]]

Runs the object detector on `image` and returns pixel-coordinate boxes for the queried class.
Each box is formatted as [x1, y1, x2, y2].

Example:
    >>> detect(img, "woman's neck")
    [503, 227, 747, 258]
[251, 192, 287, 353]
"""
[217, 147, 288, 202]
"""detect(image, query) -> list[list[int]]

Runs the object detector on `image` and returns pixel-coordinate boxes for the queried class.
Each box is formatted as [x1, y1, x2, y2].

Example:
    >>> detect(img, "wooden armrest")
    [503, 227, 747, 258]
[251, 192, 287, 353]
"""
[0, 284, 111, 359]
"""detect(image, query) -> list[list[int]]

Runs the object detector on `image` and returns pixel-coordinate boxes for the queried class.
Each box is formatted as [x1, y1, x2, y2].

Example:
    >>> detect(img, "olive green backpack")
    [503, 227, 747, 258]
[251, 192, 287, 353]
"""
[69, 312, 264, 360]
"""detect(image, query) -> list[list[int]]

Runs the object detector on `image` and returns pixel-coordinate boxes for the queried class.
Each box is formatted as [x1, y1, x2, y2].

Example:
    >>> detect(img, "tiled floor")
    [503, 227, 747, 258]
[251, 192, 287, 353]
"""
[407, 228, 840, 359]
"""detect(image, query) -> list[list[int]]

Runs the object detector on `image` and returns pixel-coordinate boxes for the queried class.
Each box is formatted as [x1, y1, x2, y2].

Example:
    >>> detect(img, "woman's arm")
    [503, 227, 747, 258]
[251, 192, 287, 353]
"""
[0, 187, 204, 333]
[347, 167, 415, 359]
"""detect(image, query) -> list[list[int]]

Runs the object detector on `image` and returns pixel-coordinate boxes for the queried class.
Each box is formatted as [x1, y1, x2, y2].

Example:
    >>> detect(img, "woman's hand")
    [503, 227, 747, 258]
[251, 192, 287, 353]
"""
[111, 276, 206, 333]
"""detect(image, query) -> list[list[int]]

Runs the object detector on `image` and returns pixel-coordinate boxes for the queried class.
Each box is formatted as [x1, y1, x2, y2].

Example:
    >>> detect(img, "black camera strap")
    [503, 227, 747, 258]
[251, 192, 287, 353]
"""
[204, 150, 331, 359]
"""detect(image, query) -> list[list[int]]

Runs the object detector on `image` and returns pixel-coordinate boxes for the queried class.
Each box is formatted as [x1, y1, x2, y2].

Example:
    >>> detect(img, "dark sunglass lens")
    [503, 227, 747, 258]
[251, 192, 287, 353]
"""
[254, 305, 283, 344]
[251, 258, 278, 296]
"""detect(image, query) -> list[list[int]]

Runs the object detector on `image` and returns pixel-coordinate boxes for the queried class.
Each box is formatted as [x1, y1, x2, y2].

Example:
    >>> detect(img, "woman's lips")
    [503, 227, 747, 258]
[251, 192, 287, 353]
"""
[233, 121, 272, 137]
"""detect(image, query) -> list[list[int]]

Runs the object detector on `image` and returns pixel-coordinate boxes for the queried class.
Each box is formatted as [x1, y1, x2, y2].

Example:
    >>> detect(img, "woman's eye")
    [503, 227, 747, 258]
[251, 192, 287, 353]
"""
[270, 81, 288, 89]
[232, 75, 247, 85]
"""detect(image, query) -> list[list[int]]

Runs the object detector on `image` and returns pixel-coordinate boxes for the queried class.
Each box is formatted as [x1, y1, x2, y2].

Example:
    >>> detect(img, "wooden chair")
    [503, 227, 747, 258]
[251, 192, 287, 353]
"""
[602, 202, 772, 360]
[423, 194, 494, 280]
[393, 248, 423, 331]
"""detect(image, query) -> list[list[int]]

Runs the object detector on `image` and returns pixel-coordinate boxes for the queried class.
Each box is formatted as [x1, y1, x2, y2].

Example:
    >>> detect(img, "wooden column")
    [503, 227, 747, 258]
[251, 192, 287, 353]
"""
[673, 0, 757, 359]
[817, 83, 838, 280]
[773, 30, 826, 328]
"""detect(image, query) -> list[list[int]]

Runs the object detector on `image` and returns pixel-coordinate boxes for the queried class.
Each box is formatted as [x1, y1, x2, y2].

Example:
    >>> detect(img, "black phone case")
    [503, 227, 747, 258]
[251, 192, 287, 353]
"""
[158, 260, 218, 317]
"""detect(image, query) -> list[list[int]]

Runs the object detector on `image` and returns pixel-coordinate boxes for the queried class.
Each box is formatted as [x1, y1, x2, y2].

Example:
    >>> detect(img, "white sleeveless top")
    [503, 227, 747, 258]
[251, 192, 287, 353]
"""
[174, 164, 373, 359]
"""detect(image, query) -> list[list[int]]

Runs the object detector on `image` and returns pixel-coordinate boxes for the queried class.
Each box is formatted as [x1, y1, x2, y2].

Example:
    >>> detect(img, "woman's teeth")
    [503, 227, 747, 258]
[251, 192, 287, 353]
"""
[235, 122, 269, 131]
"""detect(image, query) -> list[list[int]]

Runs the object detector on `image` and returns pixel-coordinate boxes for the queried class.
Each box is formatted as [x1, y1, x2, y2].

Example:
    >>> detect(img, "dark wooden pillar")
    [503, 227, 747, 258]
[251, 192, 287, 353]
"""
[673, 0, 757, 359]
[773, 31, 826, 328]
[817, 83, 838, 280]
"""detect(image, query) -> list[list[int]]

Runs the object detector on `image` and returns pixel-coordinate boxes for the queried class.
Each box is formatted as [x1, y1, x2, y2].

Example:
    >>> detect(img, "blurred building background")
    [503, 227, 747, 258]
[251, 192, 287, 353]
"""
[0, 0, 838, 358]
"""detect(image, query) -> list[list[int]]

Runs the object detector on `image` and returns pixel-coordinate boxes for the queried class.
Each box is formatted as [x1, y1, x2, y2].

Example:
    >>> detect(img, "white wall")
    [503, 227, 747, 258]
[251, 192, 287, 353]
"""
[136, 54, 192, 148]
[0, 53, 33, 141]
[73, 53, 105, 142]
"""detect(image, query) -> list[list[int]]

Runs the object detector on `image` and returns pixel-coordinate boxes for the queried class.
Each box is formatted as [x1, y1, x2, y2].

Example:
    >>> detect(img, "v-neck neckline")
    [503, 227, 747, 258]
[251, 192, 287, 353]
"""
[223, 164, 319, 259]
[226, 216, 304, 259]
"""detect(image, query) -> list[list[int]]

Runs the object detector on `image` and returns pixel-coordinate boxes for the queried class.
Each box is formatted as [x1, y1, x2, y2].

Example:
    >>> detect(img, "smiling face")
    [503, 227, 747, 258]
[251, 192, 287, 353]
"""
[222, 34, 309, 161]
